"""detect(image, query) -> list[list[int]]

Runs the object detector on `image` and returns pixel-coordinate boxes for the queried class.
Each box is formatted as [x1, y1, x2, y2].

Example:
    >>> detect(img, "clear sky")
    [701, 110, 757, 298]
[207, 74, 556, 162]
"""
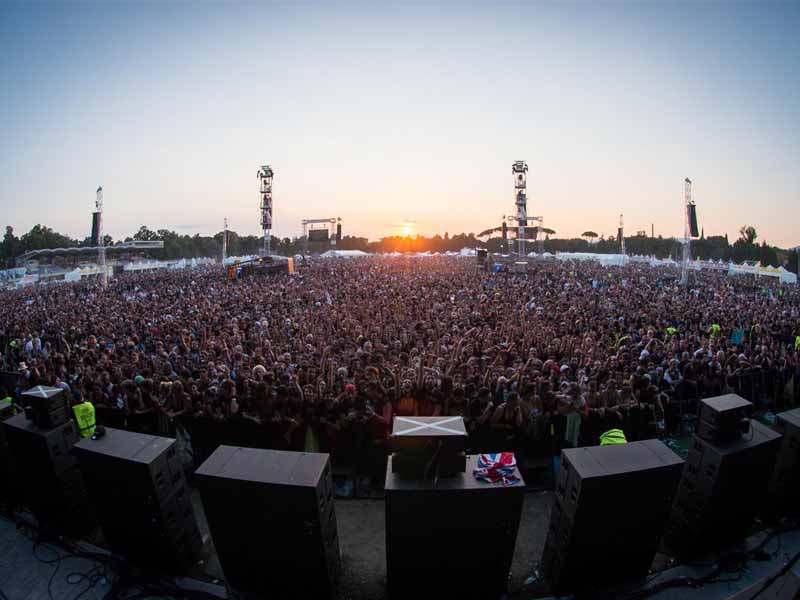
[1, 2, 798, 247]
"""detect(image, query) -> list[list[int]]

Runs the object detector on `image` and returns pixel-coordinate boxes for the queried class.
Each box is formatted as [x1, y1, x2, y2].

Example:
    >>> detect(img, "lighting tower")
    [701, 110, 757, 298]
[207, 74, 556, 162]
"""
[512, 161, 528, 255]
[95, 186, 107, 288]
[681, 178, 692, 286]
[619, 214, 626, 256]
[257, 165, 274, 256]
[222, 217, 228, 264]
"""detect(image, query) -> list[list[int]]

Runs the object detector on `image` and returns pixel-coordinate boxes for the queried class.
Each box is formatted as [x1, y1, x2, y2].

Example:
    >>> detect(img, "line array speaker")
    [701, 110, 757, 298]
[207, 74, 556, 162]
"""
[72, 427, 202, 571]
[195, 446, 340, 599]
[541, 440, 684, 595]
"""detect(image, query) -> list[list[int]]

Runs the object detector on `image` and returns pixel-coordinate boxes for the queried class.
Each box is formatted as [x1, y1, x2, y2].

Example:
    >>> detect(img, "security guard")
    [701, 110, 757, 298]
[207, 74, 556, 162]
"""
[599, 428, 627, 446]
[0, 387, 15, 417]
[72, 396, 96, 438]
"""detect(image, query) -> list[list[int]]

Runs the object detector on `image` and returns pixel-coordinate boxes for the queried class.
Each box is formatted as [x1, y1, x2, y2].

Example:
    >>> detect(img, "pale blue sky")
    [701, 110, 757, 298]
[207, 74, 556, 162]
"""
[1, 2, 798, 246]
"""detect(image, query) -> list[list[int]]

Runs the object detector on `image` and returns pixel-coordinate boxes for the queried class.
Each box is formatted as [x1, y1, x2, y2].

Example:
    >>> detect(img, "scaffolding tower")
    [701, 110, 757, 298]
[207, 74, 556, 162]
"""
[681, 178, 692, 286]
[222, 217, 228, 264]
[512, 161, 529, 255]
[96, 186, 107, 288]
[257, 165, 274, 256]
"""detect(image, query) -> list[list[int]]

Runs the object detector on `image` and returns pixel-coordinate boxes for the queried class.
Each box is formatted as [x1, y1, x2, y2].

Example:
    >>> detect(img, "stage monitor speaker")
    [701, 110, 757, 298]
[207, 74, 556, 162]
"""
[0, 371, 18, 394]
[385, 454, 524, 600]
[0, 400, 15, 441]
[768, 408, 800, 518]
[20, 385, 69, 429]
[696, 394, 752, 444]
[72, 428, 202, 572]
[664, 420, 781, 559]
[195, 446, 340, 599]
[0, 401, 16, 503]
[2, 413, 93, 534]
[390, 416, 467, 478]
[540, 439, 683, 595]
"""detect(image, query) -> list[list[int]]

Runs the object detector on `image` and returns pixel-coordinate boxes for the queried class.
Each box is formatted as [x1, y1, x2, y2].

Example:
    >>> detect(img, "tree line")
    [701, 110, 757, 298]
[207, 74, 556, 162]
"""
[2, 223, 798, 274]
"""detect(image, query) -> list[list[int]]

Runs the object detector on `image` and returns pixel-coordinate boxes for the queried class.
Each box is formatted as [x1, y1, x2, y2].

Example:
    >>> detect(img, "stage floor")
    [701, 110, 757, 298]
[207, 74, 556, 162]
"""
[0, 489, 555, 600]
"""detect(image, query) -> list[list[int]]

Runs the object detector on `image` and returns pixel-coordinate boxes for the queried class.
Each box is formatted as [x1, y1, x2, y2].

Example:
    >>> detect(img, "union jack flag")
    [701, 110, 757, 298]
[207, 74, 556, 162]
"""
[473, 453, 520, 486]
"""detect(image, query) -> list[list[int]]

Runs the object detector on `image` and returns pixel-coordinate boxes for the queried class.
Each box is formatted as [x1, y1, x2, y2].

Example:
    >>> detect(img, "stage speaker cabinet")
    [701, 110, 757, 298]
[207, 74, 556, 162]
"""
[0, 400, 18, 502]
[72, 427, 202, 572]
[541, 440, 684, 595]
[20, 385, 69, 429]
[696, 394, 752, 444]
[390, 416, 467, 479]
[0, 400, 15, 443]
[768, 408, 800, 518]
[2, 413, 94, 534]
[195, 446, 340, 599]
[664, 420, 781, 559]
[385, 454, 525, 600]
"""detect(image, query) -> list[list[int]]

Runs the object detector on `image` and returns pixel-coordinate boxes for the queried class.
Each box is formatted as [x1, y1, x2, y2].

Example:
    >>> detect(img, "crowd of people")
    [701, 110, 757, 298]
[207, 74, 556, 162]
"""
[2, 256, 799, 477]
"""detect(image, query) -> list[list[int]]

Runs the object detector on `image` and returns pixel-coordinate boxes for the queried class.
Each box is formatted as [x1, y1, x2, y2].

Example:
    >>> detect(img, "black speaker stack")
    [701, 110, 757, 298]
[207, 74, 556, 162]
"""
[2, 404, 94, 535]
[540, 439, 684, 595]
[72, 427, 202, 571]
[390, 415, 468, 478]
[0, 400, 17, 502]
[21, 385, 70, 429]
[768, 408, 800, 518]
[695, 393, 753, 444]
[664, 395, 781, 559]
[385, 417, 524, 599]
[385, 454, 524, 599]
[195, 446, 340, 599]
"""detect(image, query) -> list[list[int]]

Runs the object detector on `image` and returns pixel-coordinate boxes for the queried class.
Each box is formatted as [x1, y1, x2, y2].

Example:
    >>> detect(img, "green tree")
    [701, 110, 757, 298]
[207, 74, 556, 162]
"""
[133, 226, 158, 241]
[1, 226, 20, 266]
[20, 224, 77, 251]
[738, 225, 757, 244]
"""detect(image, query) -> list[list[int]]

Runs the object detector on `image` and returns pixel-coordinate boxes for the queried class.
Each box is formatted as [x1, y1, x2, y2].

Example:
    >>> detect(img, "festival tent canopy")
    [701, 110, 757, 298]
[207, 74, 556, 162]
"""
[319, 250, 369, 258]
[554, 252, 629, 267]
[778, 266, 798, 284]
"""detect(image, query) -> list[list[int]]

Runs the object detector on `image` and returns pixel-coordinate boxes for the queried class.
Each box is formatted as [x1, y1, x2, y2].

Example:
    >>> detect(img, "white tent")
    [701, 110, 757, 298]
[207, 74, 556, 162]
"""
[778, 266, 798, 285]
[319, 250, 369, 258]
[459, 247, 477, 256]
[554, 252, 629, 267]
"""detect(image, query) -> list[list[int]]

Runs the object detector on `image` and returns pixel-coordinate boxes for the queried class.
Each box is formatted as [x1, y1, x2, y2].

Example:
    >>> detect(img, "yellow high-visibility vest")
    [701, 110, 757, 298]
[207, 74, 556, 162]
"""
[599, 428, 627, 446]
[73, 402, 96, 438]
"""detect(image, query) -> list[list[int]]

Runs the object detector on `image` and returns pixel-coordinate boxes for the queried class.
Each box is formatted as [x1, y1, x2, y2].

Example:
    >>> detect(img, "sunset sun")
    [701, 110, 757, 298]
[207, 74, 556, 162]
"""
[402, 225, 414, 237]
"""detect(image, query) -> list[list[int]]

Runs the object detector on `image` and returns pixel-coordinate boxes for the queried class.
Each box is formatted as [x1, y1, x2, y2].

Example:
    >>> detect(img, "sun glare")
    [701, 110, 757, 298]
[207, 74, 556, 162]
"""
[402, 225, 414, 237]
